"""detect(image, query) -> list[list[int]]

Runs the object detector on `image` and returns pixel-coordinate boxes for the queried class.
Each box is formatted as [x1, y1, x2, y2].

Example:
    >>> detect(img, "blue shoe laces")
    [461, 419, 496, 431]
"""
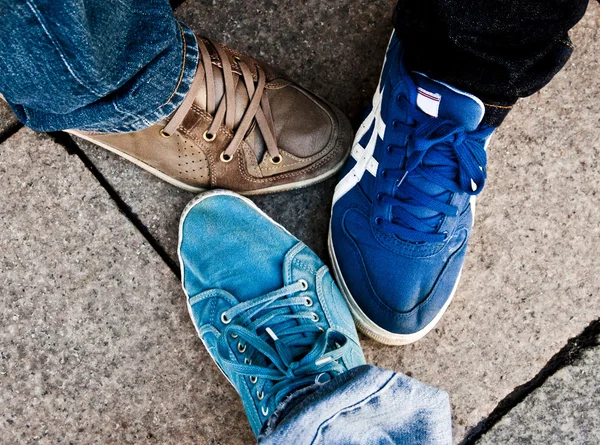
[190, 280, 349, 418]
[376, 98, 494, 244]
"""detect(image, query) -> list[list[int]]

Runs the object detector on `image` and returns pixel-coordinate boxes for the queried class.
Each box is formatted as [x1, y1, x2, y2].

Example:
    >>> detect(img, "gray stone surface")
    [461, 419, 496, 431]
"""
[76, 2, 600, 443]
[174, 0, 397, 124]
[2, 2, 599, 444]
[480, 341, 600, 445]
[72, 143, 195, 261]
[0, 130, 252, 444]
[0, 100, 19, 134]
[73, 139, 337, 262]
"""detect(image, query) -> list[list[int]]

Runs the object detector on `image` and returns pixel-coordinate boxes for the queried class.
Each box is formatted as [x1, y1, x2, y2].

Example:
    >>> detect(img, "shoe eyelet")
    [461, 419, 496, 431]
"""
[442, 231, 449, 241]
[238, 342, 246, 353]
[220, 151, 233, 163]
[376, 193, 383, 202]
[231, 333, 238, 339]
[374, 217, 383, 225]
[392, 120, 399, 129]
[304, 297, 313, 307]
[269, 155, 282, 165]
[244, 358, 252, 365]
[311, 312, 319, 322]
[221, 312, 231, 324]
[203, 130, 216, 142]
[318, 326, 324, 332]
[381, 169, 388, 179]
[396, 93, 403, 102]
[233, 55, 242, 63]
[261, 406, 269, 416]
[250, 376, 258, 384]
[386, 145, 393, 153]
[257, 391, 264, 400]
[298, 279, 308, 290]
[159, 128, 172, 139]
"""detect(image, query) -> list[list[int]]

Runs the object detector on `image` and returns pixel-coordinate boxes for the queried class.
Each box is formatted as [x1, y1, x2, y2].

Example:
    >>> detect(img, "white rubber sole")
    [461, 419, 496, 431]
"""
[67, 129, 348, 196]
[327, 227, 461, 346]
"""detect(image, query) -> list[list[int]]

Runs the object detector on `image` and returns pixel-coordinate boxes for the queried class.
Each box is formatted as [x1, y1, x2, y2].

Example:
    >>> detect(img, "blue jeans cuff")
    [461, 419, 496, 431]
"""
[95, 22, 199, 134]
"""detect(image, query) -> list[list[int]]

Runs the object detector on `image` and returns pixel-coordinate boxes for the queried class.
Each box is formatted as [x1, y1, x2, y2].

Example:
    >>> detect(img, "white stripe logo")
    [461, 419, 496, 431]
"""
[332, 32, 396, 205]
[332, 84, 386, 204]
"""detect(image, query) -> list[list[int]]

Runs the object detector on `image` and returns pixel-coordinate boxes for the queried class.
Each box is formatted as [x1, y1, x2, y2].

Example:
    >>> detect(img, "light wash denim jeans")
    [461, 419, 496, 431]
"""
[0, 0, 198, 132]
[260, 365, 451, 445]
[0, 2, 453, 443]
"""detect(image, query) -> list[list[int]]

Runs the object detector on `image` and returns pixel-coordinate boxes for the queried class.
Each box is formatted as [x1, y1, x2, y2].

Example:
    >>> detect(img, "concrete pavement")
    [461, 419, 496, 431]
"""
[1, 1, 599, 444]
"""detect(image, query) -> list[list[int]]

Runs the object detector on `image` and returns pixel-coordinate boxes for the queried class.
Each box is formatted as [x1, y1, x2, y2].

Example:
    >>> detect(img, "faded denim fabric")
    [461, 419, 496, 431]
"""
[0, 0, 198, 132]
[259, 365, 452, 445]
[1, 0, 588, 130]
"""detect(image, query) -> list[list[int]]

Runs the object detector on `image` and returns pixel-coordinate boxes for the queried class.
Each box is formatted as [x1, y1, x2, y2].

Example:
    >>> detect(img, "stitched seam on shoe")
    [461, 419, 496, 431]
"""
[186, 106, 236, 140]
[374, 224, 447, 257]
[236, 139, 340, 184]
[292, 257, 317, 275]
[190, 104, 212, 118]
[341, 205, 444, 319]
[260, 151, 320, 172]
[285, 242, 307, 285]
[318, 268, 357, 341]
[234, 107, 343, 184]
[266, 80, 292, 89]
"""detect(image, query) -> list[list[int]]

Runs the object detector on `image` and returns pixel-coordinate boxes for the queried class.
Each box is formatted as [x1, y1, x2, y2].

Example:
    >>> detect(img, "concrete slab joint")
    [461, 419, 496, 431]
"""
[0, 1, 599, 444]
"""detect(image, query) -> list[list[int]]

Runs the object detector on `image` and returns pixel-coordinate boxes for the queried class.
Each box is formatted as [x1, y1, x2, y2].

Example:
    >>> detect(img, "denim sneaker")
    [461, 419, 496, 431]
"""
[329, 33, 494, 345]
[178, 190, 365, 436]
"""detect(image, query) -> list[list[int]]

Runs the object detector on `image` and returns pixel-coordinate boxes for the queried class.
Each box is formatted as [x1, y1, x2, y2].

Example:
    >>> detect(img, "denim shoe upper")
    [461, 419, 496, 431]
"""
[178, 191, 365, 436]
[330, 33, 494, 336]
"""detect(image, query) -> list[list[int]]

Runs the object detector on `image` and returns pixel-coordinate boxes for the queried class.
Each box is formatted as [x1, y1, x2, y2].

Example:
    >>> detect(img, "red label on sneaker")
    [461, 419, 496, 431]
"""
[416, 87, 441, 118]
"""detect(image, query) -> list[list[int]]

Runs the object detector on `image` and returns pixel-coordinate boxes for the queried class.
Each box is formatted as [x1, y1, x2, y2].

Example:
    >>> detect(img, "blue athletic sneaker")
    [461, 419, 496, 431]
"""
[329, 33, 494, 345]
[178, 190, 365, 436]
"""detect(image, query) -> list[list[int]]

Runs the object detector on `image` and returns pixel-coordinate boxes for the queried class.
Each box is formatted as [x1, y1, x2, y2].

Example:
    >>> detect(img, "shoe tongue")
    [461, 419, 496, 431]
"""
[391, 73, 486, 238]
[412, 72, 484, 132]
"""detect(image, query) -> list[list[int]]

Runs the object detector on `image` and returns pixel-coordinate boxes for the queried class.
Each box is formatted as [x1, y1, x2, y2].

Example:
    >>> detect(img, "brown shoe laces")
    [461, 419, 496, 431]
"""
[161, 37, 282, 164]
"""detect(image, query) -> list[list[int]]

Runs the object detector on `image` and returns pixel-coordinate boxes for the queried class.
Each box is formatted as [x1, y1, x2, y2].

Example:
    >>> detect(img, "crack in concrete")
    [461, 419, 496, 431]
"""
[55, 125, 600, 444]
[50, 128, 600, 445]
[49, 131, 182, 281]
[0, 122, 24, 145]
[463, 318, 600, 444]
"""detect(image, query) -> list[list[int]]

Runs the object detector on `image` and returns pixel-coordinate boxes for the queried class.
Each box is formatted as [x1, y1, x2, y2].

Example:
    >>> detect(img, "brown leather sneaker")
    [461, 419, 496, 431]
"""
[68, 36, 353, 195]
